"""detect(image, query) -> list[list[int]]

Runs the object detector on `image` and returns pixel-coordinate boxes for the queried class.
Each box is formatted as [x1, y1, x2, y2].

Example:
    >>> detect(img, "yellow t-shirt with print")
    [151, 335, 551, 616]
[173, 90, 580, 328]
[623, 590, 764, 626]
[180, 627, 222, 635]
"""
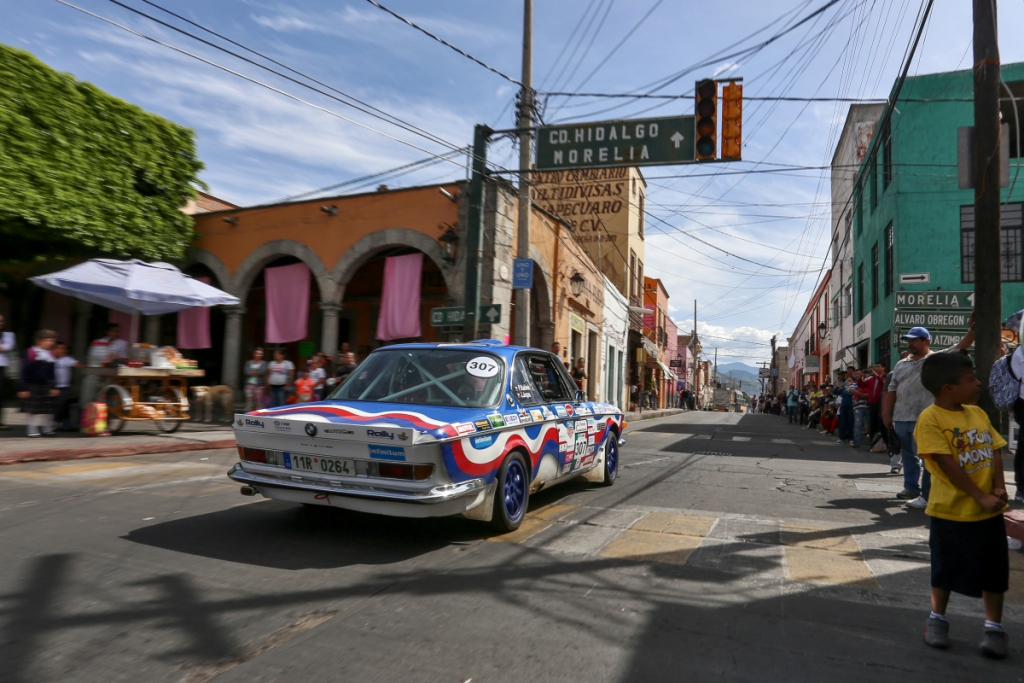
[914, 404, 1007, 522]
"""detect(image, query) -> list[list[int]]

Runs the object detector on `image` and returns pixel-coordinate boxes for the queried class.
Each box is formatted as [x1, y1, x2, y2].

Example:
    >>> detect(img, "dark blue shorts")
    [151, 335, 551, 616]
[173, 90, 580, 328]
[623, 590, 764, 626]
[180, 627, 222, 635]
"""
[929, 514, 1008, 597]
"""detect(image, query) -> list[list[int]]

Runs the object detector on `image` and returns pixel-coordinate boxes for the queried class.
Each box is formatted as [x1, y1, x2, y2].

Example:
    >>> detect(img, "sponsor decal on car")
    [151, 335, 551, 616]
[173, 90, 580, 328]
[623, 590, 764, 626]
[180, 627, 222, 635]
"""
[519, 409, 532, 424]
[471, 434, 496, 449]
[530, 409, 544, 422]
[588, 435, 595, 446]
[587, 418, 596, 433]
[397, 431, 409, 441]
[244, 418, 265, 428]
[574, 420, 588, 433]
[555, 406, 567, 418]
[368, 444, 406, 461]
[367, 429, 396, 440]
[323, 427, 355, 435]
[562, 463, 573, 474]
[304, 423, 318, 437]
[272, 420, 292, 432]
[504, 413, 521, 426]
[474, 419, 491, 431]
[487, 414, 505, 428]
[453, 422, 475, 435]
[578, 406, 592, 416]
[565, 404, 575, 417]
[580, 453, 597, 468]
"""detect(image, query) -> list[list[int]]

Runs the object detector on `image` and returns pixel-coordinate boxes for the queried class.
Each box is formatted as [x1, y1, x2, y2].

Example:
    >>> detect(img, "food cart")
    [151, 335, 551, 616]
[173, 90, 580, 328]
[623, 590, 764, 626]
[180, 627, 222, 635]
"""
[86, 365, 204, 433]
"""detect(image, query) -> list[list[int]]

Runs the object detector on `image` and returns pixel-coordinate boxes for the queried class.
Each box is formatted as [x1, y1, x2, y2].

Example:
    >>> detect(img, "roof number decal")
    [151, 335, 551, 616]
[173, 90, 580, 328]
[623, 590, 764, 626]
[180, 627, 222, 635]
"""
[466, 357, 500, 378]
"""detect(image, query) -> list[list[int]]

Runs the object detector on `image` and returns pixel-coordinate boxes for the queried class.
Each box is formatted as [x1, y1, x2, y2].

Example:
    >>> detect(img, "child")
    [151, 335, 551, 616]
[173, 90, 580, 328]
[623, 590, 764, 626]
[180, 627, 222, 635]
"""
[52, 341, 83, 430]
[916, 353, 1009, 658]
[294, 369, 315, 404]
[309, 358, 327, 401]
[17, 330, 59, 437]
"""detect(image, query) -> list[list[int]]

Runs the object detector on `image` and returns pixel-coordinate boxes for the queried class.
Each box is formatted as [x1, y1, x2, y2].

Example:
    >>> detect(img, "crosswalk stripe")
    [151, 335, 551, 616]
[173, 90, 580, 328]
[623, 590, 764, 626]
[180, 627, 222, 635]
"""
[731, 436, 750, 442]
[601, 513, 717, 565]
[782, 524, 878, 587]
[771, 439, 794, 444]
[489, 504, 577, 544]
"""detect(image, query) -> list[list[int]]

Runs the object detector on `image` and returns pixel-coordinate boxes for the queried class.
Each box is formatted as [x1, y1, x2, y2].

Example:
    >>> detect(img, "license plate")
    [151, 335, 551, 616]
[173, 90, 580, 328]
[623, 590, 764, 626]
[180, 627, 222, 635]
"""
[287, 453, 356, 476]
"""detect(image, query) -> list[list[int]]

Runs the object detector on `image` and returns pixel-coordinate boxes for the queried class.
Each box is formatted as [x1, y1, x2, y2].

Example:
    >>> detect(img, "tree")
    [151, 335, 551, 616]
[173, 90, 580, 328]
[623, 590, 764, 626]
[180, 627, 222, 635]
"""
[0, 44, 204, 262]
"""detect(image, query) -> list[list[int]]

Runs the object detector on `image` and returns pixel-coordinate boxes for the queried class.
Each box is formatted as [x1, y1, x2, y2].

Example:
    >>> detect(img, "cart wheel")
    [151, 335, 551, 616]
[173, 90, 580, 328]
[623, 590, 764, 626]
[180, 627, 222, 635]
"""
[155, 386, 184, 433]
[156, 418, 183, 433]
[103, 387, 126, 434]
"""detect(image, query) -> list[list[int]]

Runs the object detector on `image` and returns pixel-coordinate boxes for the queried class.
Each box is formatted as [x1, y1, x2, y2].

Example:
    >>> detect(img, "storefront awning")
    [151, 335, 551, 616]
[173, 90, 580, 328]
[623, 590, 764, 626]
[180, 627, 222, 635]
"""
[653, 358, 672, 377]
[643, 337, 659, 356]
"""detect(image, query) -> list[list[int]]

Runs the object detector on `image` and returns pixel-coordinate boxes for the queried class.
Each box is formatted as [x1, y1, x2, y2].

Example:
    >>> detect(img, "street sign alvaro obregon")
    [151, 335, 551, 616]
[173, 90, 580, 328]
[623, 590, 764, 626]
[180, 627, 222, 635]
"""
[535, 116, 695, 171]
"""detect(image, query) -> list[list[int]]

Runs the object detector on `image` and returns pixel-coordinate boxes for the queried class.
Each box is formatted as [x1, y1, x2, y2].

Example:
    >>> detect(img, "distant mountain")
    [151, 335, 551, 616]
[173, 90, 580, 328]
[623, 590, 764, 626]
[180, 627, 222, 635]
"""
[714, 361, 762, 396]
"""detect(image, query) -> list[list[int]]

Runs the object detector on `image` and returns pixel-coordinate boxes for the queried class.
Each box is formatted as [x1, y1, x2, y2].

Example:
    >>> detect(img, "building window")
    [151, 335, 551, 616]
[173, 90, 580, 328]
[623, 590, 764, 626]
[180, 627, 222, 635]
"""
[857, 263, 864, 320]
[999, 81, 1024, 160]
[844, 210, 852, 247]
[871, 242, 879, 308]
[960, 204, 1024, 282]
[638, 195, 645, 240]
[882, 118, 893, 189]
[869, 154, 878, 211]
[884, 223, 894, 296]
[629, 250, 637, 298]
[876, 332, 891, 373]
[637, 260, 644, 297]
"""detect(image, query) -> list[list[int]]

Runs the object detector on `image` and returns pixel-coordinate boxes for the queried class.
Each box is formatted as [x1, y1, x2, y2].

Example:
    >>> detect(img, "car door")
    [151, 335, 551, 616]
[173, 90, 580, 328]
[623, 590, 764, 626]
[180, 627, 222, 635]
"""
[514, 352, 587, 476]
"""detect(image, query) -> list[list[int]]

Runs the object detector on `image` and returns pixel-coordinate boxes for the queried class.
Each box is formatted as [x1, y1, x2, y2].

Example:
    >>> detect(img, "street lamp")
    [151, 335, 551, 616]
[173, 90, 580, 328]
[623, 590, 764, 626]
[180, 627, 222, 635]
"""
[569, 271, 586, 297]
[818, 322, 827, 339]
[438, 225, 459, 264]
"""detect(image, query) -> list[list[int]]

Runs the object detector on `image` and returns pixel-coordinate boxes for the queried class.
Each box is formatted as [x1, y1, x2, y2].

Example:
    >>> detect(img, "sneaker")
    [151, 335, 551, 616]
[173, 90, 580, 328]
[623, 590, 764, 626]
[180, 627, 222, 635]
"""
[896, 489, 920, 500]
[890, 466, 902, 474]
[1008, 536, 1023, 551]
[980, 629, 1008, 659]
[27, 432, 41, 438]
[907, 496, 928, 509]
[924, 617, 950, 649]
[836, 439, 847, 445]
[1014, 493, 1024, 504]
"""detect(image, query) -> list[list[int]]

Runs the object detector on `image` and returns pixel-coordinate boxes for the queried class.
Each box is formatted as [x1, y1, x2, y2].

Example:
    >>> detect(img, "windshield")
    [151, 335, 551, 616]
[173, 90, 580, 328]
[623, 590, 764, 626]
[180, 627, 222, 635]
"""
[328, 348, 506, 408]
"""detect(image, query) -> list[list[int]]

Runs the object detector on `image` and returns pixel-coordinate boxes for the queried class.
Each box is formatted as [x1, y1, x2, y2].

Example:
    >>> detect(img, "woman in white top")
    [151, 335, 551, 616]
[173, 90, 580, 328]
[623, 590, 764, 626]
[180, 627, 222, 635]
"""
[265, 349, 295, 407]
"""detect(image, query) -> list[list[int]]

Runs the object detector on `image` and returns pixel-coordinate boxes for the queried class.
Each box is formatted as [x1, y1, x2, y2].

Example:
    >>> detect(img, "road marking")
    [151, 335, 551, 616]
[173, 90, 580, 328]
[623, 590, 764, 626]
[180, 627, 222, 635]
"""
[731, 436, 751, 442]
[854, 482, 904, 493]
[624, 456, 675, 468]
[771, 439, 794, 444]
[490, 504, 577, 544]
[601, 513, 717, 565]
[781, 524, 878, 587]
[531, 523, 621, 555]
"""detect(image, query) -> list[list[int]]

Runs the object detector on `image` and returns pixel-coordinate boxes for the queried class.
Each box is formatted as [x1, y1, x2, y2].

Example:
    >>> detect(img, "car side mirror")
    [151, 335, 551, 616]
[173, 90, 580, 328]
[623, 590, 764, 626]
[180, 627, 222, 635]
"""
[575, 390, 587, 403]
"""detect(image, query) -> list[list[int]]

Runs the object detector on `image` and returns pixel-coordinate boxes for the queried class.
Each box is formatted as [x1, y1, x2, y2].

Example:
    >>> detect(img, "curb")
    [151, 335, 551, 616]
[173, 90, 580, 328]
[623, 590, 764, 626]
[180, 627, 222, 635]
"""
[0, 438, 237, 466]
[625, 409, 687, 422]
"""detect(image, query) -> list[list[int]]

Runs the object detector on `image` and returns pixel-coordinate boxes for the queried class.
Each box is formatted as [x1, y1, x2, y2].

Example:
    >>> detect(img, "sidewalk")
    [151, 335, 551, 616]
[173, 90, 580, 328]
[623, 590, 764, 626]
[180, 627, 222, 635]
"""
[0, 417, 235, 465]
[624, 408, 688, 422]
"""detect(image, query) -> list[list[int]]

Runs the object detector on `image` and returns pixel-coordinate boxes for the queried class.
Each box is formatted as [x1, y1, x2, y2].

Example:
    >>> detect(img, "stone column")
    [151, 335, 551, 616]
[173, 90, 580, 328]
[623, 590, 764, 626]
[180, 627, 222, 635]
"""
[221, 305, 246, 389]
[319, 302, 341, 359]
[144, 315, 161, 346]
[73, 299, 93, 361]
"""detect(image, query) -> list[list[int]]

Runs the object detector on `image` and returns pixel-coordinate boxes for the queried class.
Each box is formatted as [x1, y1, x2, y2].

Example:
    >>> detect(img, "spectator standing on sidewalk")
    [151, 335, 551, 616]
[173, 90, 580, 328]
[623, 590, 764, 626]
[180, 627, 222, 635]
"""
[244, 348, 267, 412]
[832, 371, 855, 444]
[851, 369, 870, 448]
[863, 362, 887, 450]
[0, 314, 15, 430]
[266, 349, 295, 408]
[785, 388, 799, 423]
[885, 323, 976, 509]
[52, 341, 83, 430]
[18, 330, 59, 438]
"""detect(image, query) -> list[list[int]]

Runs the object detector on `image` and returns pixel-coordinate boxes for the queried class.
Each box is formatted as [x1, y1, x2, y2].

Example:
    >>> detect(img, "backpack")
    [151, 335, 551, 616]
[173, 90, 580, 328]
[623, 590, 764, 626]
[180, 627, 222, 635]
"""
[989, 349, 1021, 412]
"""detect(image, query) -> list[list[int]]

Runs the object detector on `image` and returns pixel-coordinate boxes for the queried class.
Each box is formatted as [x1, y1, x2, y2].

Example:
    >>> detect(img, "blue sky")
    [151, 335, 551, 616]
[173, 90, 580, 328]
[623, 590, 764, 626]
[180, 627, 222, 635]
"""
[6, 0, 1024, 365]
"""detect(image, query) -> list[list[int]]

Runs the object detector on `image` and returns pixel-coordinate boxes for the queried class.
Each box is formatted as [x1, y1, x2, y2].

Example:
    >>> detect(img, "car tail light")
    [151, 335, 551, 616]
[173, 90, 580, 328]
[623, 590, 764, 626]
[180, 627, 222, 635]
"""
[621, 420, 629, 431]
[373, 463, 434, 480]
[238, 447, 267, 463]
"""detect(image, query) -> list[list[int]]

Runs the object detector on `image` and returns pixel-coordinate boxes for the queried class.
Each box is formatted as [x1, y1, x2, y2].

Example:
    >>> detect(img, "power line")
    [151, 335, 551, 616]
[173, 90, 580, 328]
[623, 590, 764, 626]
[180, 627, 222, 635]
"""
[362, 0, 522, 87]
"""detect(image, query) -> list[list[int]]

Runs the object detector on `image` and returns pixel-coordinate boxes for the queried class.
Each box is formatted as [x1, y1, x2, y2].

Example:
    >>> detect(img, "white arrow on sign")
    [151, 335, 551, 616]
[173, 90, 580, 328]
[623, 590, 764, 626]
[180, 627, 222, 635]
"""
[484, 307, 499, 322]
[670, 132, 685, 148]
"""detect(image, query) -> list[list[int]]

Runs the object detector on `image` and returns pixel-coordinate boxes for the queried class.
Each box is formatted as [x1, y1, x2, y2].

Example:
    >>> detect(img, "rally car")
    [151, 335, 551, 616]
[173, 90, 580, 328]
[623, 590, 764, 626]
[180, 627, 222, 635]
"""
[228, 341, 625, 531]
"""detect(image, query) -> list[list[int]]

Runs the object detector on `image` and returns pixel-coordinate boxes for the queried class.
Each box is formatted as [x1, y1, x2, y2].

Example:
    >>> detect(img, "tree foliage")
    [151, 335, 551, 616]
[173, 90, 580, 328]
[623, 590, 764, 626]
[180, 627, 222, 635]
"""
[0, 44, 204, 262]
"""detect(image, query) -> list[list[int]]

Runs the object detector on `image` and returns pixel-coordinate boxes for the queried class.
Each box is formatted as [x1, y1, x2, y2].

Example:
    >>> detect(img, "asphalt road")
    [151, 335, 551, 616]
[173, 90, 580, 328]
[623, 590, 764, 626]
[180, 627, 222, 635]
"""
[2, 411, 1024, 683]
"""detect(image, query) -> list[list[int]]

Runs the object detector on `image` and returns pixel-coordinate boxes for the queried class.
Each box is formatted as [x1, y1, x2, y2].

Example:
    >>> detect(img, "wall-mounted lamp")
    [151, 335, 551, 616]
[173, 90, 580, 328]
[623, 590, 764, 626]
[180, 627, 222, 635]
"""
[818, 322, 827, 339]
[222, 216, 238, 226]
[321, 205, 338, 215]
[569, 271, 586, 298]
[438, 226, 459, 264]
[438, 187, 458, 203]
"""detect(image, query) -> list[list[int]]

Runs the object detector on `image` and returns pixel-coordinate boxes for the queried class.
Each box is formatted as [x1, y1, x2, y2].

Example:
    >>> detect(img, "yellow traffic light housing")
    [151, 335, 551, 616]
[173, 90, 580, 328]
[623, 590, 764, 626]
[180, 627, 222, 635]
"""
[721, 81, 742, 160]
[694, 79, 718, 161]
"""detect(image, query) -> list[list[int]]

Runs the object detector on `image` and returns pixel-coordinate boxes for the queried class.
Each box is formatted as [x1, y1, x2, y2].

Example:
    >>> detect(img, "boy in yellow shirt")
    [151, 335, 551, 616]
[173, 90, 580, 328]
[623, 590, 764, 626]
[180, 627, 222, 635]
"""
[915, 352, 1009, 658]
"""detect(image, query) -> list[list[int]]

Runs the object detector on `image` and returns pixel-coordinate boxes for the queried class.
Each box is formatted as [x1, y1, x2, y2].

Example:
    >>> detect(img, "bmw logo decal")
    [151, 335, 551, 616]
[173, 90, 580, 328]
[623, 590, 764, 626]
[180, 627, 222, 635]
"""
[304, 423, 318, 437]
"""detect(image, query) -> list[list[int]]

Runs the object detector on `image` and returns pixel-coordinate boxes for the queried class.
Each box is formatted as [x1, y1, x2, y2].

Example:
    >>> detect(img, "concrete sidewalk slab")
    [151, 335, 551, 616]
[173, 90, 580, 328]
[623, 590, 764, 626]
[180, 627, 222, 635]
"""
[0, 436, 236, 465]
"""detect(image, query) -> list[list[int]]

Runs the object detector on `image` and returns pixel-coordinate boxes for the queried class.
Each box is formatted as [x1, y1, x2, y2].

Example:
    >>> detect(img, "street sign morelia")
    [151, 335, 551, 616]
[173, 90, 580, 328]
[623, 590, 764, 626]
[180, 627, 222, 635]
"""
[893, 291, 975, 311]
[535, 116, 695, 171]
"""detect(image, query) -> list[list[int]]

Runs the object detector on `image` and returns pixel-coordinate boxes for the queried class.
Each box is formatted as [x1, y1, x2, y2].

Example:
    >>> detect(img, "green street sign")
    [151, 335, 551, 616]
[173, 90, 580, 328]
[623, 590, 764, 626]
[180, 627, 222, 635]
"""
[893, 290, 975, 311]
[430, 307, 465, 327]
[893, 328, 971, 348]
[429, 305, 502, 327]
[893, 311, 971, 328]
[480, 304, 502, 324]
[535, 116, 695, 171]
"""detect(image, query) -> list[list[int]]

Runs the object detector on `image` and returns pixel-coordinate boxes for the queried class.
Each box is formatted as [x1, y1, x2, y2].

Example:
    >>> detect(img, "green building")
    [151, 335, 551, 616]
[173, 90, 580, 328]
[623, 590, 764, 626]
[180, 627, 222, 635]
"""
[852, 63, 1024, 370]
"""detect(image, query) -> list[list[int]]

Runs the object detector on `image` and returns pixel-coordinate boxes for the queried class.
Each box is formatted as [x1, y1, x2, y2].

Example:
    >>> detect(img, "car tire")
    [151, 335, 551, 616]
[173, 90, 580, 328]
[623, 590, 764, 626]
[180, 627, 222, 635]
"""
[492, 451, 529, 532]
[601, 435, 618, 486]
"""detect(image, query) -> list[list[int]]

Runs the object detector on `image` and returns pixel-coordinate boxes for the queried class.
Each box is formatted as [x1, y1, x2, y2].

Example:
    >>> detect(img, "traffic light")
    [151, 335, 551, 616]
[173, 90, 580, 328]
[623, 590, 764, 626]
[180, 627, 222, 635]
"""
[721, 81, 742, 160]
[694, 79, 717, 161]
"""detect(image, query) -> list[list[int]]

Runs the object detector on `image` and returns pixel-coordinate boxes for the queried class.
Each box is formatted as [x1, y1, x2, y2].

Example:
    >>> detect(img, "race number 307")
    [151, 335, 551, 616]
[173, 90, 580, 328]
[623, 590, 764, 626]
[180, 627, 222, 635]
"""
[466, 357, 499, 378]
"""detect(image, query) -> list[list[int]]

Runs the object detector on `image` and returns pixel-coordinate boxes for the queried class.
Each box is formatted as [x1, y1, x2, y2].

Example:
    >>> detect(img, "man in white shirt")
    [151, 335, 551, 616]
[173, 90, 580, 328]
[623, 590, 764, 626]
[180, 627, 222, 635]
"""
[0, 314, 14, 430]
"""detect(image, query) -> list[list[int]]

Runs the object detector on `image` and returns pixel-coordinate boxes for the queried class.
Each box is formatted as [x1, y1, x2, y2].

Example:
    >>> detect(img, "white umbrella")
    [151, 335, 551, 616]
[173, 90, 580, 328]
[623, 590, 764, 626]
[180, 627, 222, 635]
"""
[30, 259, 238, 315]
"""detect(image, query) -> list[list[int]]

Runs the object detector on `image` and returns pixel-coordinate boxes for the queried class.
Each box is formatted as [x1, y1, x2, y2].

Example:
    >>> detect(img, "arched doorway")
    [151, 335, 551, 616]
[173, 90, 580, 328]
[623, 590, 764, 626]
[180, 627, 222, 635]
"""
[339, 247, 448, 359]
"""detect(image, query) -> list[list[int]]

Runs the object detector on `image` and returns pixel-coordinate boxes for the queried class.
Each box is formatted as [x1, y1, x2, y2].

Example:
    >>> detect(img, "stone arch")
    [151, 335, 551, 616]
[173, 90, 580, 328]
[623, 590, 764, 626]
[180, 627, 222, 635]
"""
[183, 247, 232, 291]
[232, 239, 333, 301]
[330, 228, 458, 304]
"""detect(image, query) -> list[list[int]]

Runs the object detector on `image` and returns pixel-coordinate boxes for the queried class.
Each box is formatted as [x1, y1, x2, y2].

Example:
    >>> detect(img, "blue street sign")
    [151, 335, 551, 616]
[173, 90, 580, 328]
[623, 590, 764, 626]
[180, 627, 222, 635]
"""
[512, 258, 534, 290]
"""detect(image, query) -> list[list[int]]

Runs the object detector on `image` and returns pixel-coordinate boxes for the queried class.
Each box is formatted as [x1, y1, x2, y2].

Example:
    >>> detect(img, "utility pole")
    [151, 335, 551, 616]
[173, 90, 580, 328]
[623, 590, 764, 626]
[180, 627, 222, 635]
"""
[714, 347, 718, 388]
[691, 299, 698, 399]
[513, 0, 534, 346]
[770, 335, 778, 395]
[972, 0, 1002, 420]
[462, 124, 491, 342]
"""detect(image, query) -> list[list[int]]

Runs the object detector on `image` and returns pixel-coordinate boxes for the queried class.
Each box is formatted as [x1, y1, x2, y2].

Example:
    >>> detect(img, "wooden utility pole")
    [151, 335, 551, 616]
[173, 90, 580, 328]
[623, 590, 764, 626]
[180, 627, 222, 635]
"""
[513, 0, 534, 346]
[462, 124, 491, 341]
[770, 335, 778, 395]
[972, 0, 1002, 420]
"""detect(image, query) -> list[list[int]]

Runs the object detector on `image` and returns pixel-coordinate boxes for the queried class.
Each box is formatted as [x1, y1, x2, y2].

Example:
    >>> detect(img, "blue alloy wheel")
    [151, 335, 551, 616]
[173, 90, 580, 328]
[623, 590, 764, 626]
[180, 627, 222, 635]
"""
[492, 452, 529, 531]
[503, 459, 526, 521]
[602, 436, 618, 486]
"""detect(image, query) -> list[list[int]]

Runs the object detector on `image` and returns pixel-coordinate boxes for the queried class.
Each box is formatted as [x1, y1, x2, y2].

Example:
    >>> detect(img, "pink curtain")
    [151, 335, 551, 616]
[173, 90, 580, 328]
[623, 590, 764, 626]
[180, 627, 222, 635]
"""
[376, 253, 422, 341]
[265, 262, 310, 343]
[177, 277, 211, 349]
